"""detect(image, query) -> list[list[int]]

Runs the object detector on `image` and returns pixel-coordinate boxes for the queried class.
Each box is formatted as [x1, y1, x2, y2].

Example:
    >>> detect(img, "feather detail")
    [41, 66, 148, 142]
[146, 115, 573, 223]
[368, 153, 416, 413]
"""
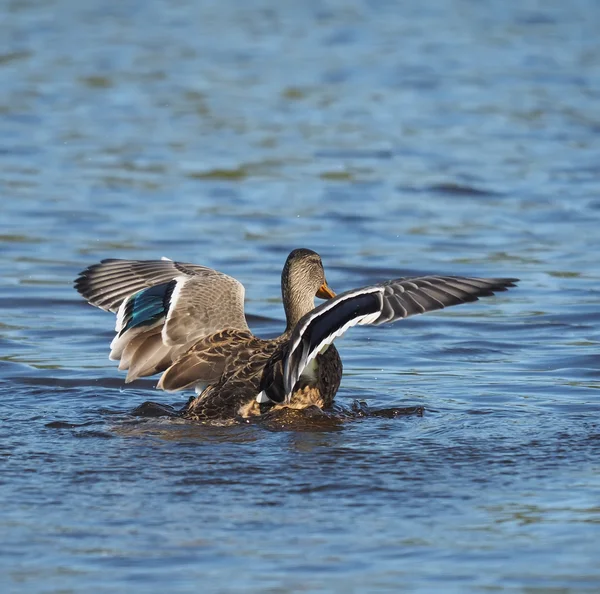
[119, 281, 176, 336]
[282, 275, 518, 401]
[125, 329, 172, 383]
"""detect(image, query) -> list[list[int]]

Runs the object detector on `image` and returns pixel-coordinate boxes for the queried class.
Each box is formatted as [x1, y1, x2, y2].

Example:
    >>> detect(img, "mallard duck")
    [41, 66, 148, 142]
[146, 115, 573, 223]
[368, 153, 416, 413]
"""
[74, 248, 517, 421]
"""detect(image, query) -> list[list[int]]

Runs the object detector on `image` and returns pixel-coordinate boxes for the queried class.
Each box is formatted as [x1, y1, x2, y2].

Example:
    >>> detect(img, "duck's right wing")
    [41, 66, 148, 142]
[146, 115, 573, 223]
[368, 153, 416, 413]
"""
[75, 258, 249, 383]
[277, 275, 518, 403]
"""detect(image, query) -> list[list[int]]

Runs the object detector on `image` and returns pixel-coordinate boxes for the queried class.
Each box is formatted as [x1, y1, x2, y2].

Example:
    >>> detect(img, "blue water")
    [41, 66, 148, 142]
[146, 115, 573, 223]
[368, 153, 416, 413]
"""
[2, 0, 600, 591]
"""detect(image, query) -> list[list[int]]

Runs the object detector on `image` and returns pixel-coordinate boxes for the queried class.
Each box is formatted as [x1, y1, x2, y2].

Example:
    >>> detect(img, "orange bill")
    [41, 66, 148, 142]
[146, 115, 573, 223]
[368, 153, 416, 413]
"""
[316, 282, 336, 299]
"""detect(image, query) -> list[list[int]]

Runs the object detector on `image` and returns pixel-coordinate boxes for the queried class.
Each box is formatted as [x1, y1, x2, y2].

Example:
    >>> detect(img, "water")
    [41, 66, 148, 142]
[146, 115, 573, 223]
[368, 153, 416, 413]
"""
[2, 0, 600, 591]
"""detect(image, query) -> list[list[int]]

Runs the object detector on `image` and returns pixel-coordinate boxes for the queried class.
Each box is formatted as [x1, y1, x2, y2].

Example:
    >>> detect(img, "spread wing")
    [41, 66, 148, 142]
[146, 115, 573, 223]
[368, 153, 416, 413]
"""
[74, 258, 249, 384]
[280, 275, 518, 403]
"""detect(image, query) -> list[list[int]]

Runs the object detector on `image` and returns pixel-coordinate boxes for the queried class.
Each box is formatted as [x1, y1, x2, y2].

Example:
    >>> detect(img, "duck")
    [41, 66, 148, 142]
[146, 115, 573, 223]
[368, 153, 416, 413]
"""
[74, 248, 517, 421]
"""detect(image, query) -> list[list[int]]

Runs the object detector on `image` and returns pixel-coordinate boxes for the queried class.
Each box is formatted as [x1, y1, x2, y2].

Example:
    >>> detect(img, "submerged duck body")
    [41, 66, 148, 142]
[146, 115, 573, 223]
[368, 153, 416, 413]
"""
[75, 248, 517, 421]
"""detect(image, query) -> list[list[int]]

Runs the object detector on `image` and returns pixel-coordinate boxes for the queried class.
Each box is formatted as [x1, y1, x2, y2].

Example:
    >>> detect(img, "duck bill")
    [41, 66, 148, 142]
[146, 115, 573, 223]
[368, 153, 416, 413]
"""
[316, 282, 336, 299]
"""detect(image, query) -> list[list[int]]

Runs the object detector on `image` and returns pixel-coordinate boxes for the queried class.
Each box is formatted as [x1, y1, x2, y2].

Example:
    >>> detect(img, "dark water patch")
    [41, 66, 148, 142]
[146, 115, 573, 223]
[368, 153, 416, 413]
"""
[439, 344, 510, 360]
[9, 375, 158, 391]
[45, 420, 103, 429]
[319, 170, 355, 181]
[322, 211, 377, 224]
[72, 430, 115, 439]
[315, 149, 394, 160]
[131, 401, 180, 418]
[0, 51, 32, 65]
[515, 11, 557, 25]
[397, 182, 502, 197]
[0, 296, 85, 309]
[0, 233, 45, 244]
[353, 404, 424, 419]
[79, 75, 114, 89]
[0, 359, 35, 376]
[44, 419, 115, 439]
[186, 167, 248, 181]
[185, 159, 298, 182]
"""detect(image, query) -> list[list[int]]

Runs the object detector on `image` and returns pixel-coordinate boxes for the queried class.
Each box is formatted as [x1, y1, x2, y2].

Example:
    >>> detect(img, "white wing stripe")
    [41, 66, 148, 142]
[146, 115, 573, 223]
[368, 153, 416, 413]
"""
[283, 288, 383, 398]
[115, 294, 131, 333]
[286, 286, 383, 365]
[284, 312, 378, 401]
[161, 276, 188, 347]
[256, 391, 270, 403]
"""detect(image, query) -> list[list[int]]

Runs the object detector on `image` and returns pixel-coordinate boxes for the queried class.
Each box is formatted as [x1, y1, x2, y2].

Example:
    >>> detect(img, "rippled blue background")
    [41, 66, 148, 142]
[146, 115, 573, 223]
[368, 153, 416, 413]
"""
[2, 0, 599, 591]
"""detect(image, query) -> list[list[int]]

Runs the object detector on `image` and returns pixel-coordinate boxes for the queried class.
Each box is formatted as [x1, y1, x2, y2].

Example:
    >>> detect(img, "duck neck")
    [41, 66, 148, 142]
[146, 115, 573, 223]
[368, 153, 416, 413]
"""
[282, 281, 315, 333]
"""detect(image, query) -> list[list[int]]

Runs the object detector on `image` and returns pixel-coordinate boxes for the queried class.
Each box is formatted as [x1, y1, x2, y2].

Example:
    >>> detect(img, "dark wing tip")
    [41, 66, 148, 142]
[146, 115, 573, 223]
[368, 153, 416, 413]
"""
[454, 276, 519, 300]
[483, 278, 520, 292]
[378, 274, 519, 323]
[73, 259, 133, 306]
[73, 268, 92, 297]
[73, 262, 102, 297]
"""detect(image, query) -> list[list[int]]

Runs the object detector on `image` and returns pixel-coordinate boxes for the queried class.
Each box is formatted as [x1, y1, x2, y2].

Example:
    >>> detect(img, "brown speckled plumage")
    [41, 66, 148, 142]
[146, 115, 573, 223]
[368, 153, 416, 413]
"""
[182, 341, 342, 421]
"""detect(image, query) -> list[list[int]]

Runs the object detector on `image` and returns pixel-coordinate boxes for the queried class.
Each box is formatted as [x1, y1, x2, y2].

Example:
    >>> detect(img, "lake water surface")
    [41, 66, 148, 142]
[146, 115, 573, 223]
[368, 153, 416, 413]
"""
[1, 0, 600, 592]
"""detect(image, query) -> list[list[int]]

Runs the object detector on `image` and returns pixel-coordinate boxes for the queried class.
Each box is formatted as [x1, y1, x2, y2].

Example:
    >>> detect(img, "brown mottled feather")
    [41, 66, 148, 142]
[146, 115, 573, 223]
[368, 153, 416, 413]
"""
[158, 329, 261, 392]
[182, 343, 341, 420]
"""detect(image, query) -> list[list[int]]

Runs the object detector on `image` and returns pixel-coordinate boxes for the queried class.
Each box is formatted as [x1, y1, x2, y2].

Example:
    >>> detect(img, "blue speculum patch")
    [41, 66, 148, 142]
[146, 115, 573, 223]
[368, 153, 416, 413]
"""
[121, 280, 176, 334]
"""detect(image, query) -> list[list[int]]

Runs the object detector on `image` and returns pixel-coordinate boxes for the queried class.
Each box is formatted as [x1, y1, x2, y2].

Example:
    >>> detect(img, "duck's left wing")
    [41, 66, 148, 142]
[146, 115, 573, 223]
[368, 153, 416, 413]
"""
[75, 258, 249, 384]
[282, 275, 518, 402]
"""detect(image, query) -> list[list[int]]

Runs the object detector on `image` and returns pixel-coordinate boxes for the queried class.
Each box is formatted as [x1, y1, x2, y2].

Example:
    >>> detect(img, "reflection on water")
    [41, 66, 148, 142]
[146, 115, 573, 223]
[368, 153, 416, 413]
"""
[2, 0, 600, 591]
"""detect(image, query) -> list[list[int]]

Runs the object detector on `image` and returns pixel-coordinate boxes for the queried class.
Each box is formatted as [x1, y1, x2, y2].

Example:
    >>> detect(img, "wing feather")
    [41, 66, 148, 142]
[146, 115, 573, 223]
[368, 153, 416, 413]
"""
[162, 272, 249, 346]
[282, 275, 517, 401]
[75, 258, 250, 383]
[74, 259, 230, 312]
